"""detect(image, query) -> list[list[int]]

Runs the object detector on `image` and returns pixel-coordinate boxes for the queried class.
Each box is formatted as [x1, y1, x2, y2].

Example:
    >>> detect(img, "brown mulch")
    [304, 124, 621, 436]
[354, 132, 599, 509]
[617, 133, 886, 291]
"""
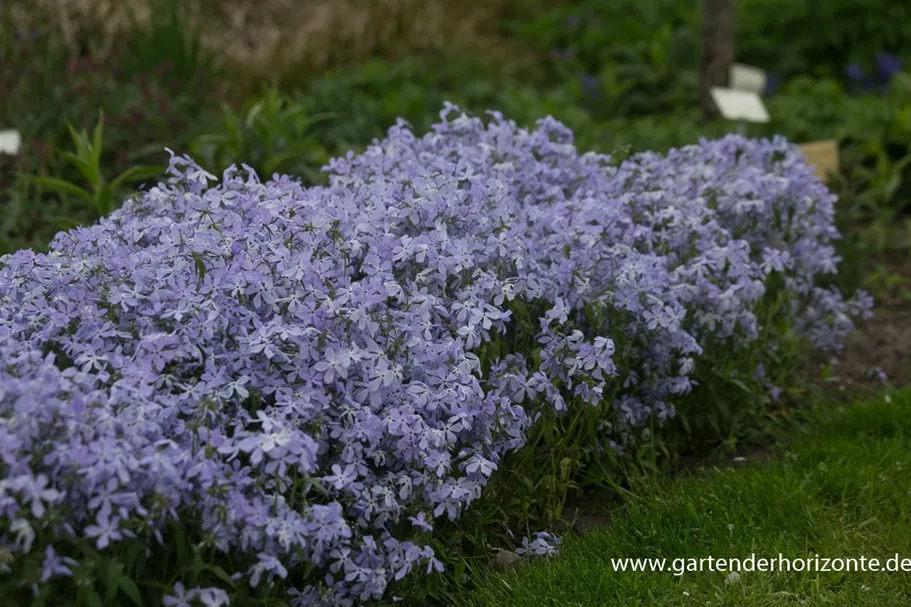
[835, 304, 911, 389]
[819, 248, 911, 394]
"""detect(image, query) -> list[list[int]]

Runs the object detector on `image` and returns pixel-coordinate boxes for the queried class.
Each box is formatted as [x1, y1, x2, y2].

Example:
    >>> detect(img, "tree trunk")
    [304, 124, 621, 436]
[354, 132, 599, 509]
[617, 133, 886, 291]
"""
[700, 0, 735, 120]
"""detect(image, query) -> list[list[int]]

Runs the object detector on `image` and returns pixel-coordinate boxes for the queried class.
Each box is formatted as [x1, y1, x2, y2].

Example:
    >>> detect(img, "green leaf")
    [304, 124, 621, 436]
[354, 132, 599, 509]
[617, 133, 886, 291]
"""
[117, 574, 143, 605]
[66, 121, 86, 151]
[261, 149, 314, 176]
[728, 377, 754, 394]
[174, 525, 188, 562]
[245, 100, 266, 128]
[83, 589, 104, 607]
[191, 252, 207, 286]
[92, 111, 105, 167]
[885, 154, 911, 201]
[454, 558, 466, 583]
[104, 564, 119, 603]
[28, 176, 94, 203]
[59, 150, 101, 189]
[110, 165, 165, 189]
[196, 563, 237, 589]
[302, 111, 339, 128]
[219, 103, 242, 137]
[122, 540, 145, 575]
[96, 186, 115, 216]
[128, 142, 174, 162]
[47, 215, 89, 230]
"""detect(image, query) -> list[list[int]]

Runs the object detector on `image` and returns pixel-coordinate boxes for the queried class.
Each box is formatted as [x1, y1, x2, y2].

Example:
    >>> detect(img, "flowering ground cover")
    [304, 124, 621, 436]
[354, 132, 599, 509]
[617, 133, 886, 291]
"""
[0, 105, 874, 605]
[468, 389, 911, 607]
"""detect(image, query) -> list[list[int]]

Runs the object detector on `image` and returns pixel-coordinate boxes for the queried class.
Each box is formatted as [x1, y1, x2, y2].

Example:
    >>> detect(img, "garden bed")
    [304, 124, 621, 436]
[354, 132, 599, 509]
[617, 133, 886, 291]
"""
[2, 0, 911, 604]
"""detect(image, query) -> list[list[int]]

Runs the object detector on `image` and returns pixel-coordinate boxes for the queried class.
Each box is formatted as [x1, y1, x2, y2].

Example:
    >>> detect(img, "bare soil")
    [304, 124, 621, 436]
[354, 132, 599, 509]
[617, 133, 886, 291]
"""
[818, 249, 911, 395]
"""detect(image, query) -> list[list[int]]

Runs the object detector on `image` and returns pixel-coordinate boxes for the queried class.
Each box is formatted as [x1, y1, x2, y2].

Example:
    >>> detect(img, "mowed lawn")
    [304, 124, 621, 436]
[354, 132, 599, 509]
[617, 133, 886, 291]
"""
[468, 390, 911, 607]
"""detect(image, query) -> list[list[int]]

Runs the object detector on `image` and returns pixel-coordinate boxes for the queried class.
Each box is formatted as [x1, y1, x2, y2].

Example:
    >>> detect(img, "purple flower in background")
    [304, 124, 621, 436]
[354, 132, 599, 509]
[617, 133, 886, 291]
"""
[565, 14, 581, 27]
[14, 28, 40, 42]
[762, 72, 781, 97]
[865, 367, 888, 383]
[581, 74, 600, 97]
[845, 63, 866, 82]
[847, 53, 902, 92]
[875, 52, 902, 80]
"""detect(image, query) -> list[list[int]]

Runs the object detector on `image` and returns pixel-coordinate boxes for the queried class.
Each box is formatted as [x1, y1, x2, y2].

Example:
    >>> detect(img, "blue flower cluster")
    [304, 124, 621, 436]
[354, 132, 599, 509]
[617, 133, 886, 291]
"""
[846, 52, 904, 92]
[0, 104, 870, 604]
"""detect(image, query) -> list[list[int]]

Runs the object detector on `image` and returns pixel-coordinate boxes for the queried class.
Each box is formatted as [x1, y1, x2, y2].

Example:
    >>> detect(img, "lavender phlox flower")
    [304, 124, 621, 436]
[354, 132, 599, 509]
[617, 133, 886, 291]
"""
[0, 104, 869, 603]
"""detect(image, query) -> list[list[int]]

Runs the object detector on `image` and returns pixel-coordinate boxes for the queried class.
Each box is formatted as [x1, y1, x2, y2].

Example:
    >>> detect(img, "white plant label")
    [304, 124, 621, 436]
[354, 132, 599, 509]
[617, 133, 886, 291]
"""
[710, 88, 770, 123]
[730, 63, 767, 95]
[0, 129, 21, 155]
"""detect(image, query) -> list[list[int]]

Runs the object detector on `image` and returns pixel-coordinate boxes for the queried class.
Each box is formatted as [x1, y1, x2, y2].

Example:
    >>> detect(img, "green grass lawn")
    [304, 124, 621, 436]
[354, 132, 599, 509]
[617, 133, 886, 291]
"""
[467, 390, 911, 607]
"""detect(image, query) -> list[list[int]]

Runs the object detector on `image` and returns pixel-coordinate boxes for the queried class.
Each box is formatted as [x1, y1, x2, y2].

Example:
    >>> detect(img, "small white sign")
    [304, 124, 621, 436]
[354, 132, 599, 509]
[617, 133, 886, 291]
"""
[0, 129, 21, 155]
[710, 88, 770, 123]
[730, 63, 767, 95]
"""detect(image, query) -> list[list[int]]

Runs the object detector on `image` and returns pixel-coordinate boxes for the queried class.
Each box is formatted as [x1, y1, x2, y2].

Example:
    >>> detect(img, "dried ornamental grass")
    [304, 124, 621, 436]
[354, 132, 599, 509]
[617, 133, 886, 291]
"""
[3, 0, 515, 77]
[0, 106, 870, 605]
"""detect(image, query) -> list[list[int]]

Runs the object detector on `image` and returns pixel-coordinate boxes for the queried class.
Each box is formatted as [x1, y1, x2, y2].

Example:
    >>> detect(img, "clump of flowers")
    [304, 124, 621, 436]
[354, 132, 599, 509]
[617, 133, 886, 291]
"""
[515, 532, 562, 558]
[845, 52, 903, 93]
[0, 104, 869, 604]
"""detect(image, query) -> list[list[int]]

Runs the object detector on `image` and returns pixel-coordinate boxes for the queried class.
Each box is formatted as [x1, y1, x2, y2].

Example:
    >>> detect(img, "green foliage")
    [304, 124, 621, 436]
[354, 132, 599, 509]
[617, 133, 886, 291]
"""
[0, 19, 222, 254]
[295, 57, 594, 150]
[764, 75, 911, 231]
[864, 263, 911, 305]
[503, 0, 700, 118]
[0, 18, 216, 169]
[737, 0, 911, 81]
[118, 0, 213, 88]
[299, 57, 447, 143]
[506, 0, 911, 115]
[2, 517, 288, 607]
[190, 87, 334, 185]
[28, 113, 163, 218]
